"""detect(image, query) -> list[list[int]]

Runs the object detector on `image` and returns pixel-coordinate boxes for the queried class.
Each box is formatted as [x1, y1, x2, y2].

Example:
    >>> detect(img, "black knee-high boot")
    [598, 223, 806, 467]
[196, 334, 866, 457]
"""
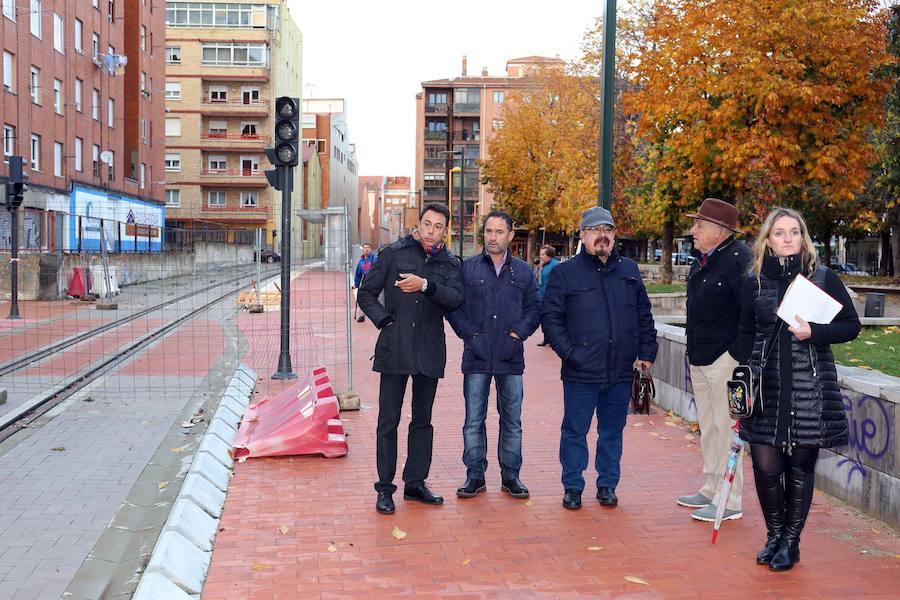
[770, 463, 814, 571]
[753, 467, 784, 564]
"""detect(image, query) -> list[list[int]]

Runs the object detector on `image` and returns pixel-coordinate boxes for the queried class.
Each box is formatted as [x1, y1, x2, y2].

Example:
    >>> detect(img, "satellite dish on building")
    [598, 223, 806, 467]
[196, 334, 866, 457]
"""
[100, 150, 114, 165]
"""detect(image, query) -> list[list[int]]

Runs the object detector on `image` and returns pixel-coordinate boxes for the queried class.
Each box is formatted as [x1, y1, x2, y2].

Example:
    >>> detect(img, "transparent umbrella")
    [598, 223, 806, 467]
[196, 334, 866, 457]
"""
[711, 423, 744, 544]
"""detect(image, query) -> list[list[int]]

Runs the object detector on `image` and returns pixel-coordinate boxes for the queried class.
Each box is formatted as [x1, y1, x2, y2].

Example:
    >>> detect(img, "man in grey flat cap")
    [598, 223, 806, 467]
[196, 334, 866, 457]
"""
[541, 206, 658, 510]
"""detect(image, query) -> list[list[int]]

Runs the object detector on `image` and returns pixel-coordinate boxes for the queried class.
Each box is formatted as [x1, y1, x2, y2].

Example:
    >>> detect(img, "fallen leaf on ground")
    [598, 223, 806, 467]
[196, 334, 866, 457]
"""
[587, 546, 603, 551]
[648, 420, 655, 426]
[142, 420, 151, 427]
[327, 543, 337, 552]
[688, 422, 700, 433]
[864, 341, 876, 345]
[462, 559, 471, 565]
[170, 446, 186, 453]
[631, 422, 644, 427]
[849, 358, 861, 363]
[684, 434, 696, 441]
[624, 575, 649, 585]
[278, 525, 290, 535]
[251, 562, 273, 571]
[649, 432, 660, 437]
[50, 447, 66, 452]
[664, 421, 678, 428]
[658, 435, 670, 440]
[157, 481, 169, 491]
[392, 526, 407, 540]
[180, 421, 195, 428]
[524, 500, 534, 506]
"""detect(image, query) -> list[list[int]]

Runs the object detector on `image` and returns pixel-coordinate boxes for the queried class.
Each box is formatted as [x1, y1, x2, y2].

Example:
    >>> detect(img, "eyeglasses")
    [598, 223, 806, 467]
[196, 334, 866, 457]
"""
[584, 225, 615, 233]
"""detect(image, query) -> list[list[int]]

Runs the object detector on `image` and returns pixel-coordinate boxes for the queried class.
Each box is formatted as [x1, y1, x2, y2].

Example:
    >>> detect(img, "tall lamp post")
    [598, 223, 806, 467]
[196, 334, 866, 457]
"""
[439, 148, 464, 257]
[597, 0, 617, 210]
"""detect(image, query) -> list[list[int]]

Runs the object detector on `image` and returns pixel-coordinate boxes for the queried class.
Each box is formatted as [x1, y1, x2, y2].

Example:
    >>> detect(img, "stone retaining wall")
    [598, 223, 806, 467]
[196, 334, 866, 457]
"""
[653, 323, 899, 527]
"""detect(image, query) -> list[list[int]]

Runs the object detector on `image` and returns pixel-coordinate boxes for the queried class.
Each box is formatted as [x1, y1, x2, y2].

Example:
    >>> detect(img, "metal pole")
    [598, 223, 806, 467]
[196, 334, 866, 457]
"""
[7, 204, 20, 319]
[597, 0, 617, 210]
[273, 164, 296, 379]
[458, 152, 464, 257]
[255, 228, 261, 306]
[344, 207, 353, 390]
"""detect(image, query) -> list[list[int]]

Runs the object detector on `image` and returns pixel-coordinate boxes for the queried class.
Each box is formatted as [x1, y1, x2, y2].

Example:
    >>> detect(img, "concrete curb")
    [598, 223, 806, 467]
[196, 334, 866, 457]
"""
[133, 363, 257, 600]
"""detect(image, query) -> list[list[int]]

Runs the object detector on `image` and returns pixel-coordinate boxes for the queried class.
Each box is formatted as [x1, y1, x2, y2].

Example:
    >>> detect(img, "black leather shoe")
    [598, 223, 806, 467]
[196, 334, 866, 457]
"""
[375, 492, 395, 514]
[756, 537, 781, 565]
[403, 483, 444, 505]
[769, 541, 800, 571]
[456, 478, 486, 498]
[562, 489, 582, 510]
[596, 487, 618, 507]
[501, 478, 530, 498]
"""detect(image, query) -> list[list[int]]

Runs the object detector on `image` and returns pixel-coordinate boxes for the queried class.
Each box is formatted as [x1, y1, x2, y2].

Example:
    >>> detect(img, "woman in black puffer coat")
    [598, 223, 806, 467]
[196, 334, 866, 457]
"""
[737, 207, 860, 571]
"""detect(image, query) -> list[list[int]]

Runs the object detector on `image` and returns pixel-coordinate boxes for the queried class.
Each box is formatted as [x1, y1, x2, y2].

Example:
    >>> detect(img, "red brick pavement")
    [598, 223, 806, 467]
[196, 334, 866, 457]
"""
[205, 273, 900, 599]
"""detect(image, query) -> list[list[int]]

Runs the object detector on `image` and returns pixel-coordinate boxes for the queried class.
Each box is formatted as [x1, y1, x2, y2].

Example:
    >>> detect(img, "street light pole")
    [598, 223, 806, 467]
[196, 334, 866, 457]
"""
[458, 151, 464, 258]
[598, 0, 617, 210]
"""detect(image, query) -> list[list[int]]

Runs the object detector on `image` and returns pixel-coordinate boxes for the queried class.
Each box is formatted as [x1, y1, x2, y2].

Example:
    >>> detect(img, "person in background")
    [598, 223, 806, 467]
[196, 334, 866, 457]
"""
[536, 245, 559, 347]
[353, 244, 377, 322]
[737, 207, 860, 571]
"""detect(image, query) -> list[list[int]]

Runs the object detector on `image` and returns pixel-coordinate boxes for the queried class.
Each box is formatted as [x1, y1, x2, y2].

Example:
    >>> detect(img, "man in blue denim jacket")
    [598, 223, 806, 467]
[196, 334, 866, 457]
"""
[541, 206, 658, 510]
[448, 210, 542, 499]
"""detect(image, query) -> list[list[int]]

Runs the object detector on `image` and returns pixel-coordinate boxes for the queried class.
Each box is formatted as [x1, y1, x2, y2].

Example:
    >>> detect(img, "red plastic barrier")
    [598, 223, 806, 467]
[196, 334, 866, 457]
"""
[232, 367, 348, 459]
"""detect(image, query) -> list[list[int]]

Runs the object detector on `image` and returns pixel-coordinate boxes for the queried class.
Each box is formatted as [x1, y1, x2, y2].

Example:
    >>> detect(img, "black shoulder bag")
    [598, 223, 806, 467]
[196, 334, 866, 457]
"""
[727, 322, 783, 419]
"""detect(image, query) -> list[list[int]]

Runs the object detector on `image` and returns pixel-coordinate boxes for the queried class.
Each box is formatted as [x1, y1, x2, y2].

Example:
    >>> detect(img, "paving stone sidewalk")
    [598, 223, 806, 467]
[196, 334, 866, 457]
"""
[204, 272, 900, 599]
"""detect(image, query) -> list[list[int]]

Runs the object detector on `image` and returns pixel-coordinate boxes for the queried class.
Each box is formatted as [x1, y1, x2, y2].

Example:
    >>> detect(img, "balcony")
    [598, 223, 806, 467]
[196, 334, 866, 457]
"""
[200, 132, 270, 143]
[453, 102, 480, 114]
[423, 188, 447, 200]
[424, 157, 448, 169]
[424, 131, 448, 142]
[453, 131, 480, 143]
[200, 97, 270, 117]
[201, 97, 270, 106]
[425, 103, 448, 115]
[201, 167, 261, 176]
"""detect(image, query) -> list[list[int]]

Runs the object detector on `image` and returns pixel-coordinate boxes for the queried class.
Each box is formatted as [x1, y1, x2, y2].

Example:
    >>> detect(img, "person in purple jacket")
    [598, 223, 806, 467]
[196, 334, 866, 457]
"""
[353, 244, 377, 322]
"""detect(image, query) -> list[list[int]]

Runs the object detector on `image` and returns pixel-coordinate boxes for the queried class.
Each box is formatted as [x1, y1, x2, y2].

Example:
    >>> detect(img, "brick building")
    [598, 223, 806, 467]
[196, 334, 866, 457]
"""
[415, 55, 564, 256]
[1, 0, 166, 252]
[163, 0, 302, 250]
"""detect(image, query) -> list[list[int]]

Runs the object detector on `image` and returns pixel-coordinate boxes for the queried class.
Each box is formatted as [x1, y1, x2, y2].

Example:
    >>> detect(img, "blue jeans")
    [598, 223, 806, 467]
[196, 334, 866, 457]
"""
[560, 381, 631, 492]
[462, 373, 524, 481]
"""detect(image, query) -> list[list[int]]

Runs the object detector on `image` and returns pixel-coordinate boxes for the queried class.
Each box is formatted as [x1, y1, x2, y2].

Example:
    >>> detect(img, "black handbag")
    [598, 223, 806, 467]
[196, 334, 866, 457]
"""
[631, 369, 655, 415]
[727, 323, 782, 419]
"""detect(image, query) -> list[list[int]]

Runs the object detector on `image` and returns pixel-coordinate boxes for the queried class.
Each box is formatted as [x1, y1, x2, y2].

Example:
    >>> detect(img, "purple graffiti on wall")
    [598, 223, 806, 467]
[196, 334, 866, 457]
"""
[837, 393, 892, 485]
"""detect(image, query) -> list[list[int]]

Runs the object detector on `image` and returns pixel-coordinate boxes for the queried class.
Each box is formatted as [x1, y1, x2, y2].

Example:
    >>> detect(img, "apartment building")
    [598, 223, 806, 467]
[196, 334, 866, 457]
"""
[415, 55, 564, 256]
[301, 98, 359, 244]
[1, 0, 166, 252]
[358, 175, 414, 248]
[163, 0, 302, 250]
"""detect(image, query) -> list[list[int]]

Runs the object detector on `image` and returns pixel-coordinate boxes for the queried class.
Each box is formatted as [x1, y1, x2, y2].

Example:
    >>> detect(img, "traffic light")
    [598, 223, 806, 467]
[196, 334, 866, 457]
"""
[5, 156, 26, 209]
[264, 166, 283, 191]
[265, 96, 300, 168]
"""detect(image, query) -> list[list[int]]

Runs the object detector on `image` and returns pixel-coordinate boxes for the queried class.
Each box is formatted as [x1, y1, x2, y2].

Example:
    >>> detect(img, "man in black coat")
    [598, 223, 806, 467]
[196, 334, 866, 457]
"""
[447, 210, 541, 500]
[358, 203, 464, 514]
[541, 206, 657, 510]
[678, 198, 751, 522]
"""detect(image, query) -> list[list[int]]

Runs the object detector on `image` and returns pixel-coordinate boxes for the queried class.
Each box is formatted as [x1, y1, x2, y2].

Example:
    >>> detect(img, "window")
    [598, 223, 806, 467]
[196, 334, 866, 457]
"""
[165, 189, 181, 207]
[166, 46, 181, 63]
[165, 118, 181, 136]
[208, 85, 227, 102]
[92, 144, 99, 176]
[140, 71, 146, 93]
[208, 155, 226, 171]
[74, 78, 82, 111]
[140, 163, 145, 188]
[140, 26, 146, 52]
[107, 150, 114, 180]
[2, 0, 14, 21]
[167, 3, 268, 29]
[426, 91, 448, 106]
[164, 153, 181, 171]
[92, 33, 99, 61]
[240, 156, 259, 175]
[317, 139, 325, 153]
[208, 191, 226, 206]
[53, 79, 62, 114]
[492, 119, 504, 130]
[3, 124, 14, 156]
[53, 13, 64, 53]
[108, 0, 114, 23]
[74, 19, 83, 53]
[208, 120, 227, 137]
[493, 90, 505, 103]
[240, 122, 258, 138]
[453, 88, 480, 110]
[30, 134, 40, 170]
[2, 51, 13, 91]
[241, 87, 260, 104]
[30, 0, 41, 38]
[30, 67, 39, 104]
[92, 88, 100, 119]
[240, 191, 258, 207]
[74, 137, 83, 172]
[93, 0, 98, 7]
[201, 43, 268, 67]
[140, 118, 147, 142]
[165, 82, 181, 100]
[54, 141, 62, 176]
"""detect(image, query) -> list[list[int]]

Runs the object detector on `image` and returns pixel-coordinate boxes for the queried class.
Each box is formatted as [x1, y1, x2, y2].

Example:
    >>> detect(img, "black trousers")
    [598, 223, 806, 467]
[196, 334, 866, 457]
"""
[375, 373, 439, 494]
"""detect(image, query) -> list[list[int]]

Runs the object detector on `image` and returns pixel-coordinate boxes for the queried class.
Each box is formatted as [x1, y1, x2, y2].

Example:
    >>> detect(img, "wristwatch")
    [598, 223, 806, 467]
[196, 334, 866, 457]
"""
[421, 278, 428, 293]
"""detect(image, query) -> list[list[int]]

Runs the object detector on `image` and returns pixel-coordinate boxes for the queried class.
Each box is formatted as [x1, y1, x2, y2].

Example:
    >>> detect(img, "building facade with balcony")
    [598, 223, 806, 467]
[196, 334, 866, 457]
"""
[1, 0, 166, 253]
[163, 0, 301, 250]
[415, 55, 564, 256]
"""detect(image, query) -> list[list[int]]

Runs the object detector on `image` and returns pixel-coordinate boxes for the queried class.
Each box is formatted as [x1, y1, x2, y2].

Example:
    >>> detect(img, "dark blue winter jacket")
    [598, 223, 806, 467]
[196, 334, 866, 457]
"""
[541, 249, 658, 384]
[447, 251, 542, 375]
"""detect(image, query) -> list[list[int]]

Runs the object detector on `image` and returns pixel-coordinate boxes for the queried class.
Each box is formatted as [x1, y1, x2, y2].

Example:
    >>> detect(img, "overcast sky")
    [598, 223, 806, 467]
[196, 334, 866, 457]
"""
[288, 1, 604, 178]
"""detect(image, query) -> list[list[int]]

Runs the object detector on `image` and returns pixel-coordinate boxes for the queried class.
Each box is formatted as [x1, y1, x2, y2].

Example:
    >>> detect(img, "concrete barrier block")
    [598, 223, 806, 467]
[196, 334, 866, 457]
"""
[198, 434, 234, 469]
[219, 396, 248, 418]
[236, 366, 258, 389]
[206, 418, 237, 446]
[144, 530, 210, 595]
[132, 572, 194, 600]
[230, 379, 252, 396]
[180, 473, 226, 518]
[213, 404, 241, 430]
[190, 453, 232, 492]
[164, 499, 219, 552]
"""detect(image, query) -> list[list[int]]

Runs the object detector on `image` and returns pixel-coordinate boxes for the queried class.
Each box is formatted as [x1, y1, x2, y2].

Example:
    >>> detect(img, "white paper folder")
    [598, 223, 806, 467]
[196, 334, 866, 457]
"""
[776, 274, 842, 329]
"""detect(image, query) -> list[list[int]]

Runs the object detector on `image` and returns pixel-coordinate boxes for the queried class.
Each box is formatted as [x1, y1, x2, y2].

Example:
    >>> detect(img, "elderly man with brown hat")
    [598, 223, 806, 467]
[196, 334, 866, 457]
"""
[678, 198, 751, 522]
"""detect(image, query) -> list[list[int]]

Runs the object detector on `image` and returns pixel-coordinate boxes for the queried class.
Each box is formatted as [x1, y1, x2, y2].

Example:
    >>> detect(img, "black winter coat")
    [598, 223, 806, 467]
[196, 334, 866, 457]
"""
[541, 249, 658, 384]
[737, 254, 861, 449]
[357, 235, 463, 379]
[447, 251, 542, 375]
[686, 236, 752, 366]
